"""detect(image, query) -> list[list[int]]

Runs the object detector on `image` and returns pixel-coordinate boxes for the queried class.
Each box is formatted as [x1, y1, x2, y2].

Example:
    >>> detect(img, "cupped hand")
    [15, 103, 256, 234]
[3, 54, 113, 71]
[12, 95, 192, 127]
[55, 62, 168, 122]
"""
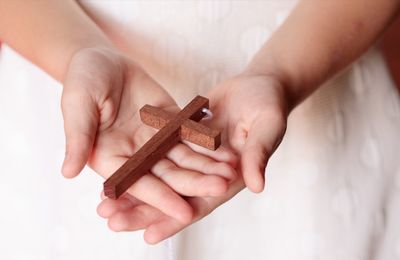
[60, 46, 238, 223]
[97, 73, 290, 243]
[207, 73, 288, 192]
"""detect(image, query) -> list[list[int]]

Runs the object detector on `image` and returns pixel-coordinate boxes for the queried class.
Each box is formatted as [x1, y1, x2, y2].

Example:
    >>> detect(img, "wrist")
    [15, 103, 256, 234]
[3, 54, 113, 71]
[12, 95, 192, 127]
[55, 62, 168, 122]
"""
[242, 62, 298, 112]
[243, 42, 324, 111]
[62, 36, 117, 79]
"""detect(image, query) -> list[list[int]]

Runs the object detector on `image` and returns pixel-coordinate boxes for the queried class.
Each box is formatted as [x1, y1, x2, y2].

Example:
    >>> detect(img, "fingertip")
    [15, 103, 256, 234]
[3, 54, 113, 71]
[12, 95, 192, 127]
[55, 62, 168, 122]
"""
[175, 205, 193, 225]
[61, 159, 82, 179]
[61, 133, 95, 178]
[97, 203, 107, 218]
[144, 223, 174, 245]
[185, 142, 238, 167]
[97, 198, 134, 218]
[216, 162, 237, 181]
[246, 177, 265, 193]
[107, 213, 127, 232]
[143, 230, 161, 245]
[241, 145, 268, 193]
[242, 162, 266, 193]
[97, 199, 115, 218]
[144, 219, 183, 245]
[205, 176, 229, 196]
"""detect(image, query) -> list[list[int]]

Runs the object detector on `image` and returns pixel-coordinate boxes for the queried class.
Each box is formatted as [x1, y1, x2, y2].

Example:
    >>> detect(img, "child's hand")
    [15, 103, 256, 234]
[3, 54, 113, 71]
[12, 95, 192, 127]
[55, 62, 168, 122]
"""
[91, 0, 400, 244]
[96, 73, 289, 243]
[97, 178, 244, 244]
[60, 46, 238, 223]
[208, 73, 288, 192]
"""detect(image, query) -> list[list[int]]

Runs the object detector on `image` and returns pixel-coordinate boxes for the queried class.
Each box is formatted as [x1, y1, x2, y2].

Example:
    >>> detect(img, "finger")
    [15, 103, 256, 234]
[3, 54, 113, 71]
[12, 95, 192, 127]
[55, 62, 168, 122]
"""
[107, 204, 162, 232]
[183, 141, 238, 167]
[104, 203, 183, 243]
[105, 179, 246, 243]
[241, 115, 285, 193]
[151, 159, 228, 197]
[144, 218, 184, 244]
[92, 155, 194, 223]
[166, 144, 236, 180]
[127, 173, 193, 224]
[228, 121, 248, 152]
[97, 197, 139, 218]
[144, 196, 213, 244]
[144, 179, 246, 244]
[105, 206, 188, 245]
[61, 89, 98, 178]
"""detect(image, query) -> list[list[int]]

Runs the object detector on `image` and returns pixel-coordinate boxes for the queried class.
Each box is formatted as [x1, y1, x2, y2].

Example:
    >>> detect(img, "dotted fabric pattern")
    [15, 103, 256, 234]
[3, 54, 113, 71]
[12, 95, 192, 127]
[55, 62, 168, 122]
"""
[0, 1, 399, 260]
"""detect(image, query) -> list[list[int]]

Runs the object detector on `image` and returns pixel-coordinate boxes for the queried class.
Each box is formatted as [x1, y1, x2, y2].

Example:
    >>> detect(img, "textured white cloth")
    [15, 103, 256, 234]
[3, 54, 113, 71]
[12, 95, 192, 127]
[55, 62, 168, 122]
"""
[0, 1, 400, 260]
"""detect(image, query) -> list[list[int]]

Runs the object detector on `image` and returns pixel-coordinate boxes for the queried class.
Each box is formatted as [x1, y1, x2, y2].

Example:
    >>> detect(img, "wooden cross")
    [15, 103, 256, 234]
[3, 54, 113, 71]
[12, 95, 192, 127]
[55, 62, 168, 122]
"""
[103, 96, 221, 199]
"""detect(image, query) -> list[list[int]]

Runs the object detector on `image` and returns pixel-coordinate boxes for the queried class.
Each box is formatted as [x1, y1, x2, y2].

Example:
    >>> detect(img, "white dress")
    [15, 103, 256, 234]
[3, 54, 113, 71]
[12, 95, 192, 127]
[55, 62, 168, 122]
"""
[0, 1, 399, 260]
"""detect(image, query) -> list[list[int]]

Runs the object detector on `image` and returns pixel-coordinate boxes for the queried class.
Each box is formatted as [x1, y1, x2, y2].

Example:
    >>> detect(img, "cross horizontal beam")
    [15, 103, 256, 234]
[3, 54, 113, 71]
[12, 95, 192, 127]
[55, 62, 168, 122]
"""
[140, 105, 221, 150]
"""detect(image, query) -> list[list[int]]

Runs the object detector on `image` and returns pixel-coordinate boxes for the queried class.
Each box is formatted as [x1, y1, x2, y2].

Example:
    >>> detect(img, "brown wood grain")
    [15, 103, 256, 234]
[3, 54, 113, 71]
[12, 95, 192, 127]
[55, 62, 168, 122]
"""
[140, 105, 221, 150]
[104, 96, 211, 199]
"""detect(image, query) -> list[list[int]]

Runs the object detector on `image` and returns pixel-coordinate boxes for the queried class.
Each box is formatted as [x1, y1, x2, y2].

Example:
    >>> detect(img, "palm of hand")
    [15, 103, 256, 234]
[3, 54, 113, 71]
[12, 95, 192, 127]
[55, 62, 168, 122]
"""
[61, 47, 238, 224]
[97, 73, 289, 244]
[208, 74, 288, 191]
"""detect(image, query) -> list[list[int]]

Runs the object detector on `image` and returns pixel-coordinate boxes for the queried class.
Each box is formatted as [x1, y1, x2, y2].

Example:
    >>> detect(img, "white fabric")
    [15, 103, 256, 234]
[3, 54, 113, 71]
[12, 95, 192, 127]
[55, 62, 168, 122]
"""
[0, 1, 400, 259]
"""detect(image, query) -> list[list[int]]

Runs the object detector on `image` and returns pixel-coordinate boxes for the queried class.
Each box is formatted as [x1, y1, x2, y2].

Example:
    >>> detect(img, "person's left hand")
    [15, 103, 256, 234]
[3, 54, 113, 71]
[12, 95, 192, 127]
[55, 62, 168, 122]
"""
[97, 178, 245, 244]
[61, 46, 238, 223]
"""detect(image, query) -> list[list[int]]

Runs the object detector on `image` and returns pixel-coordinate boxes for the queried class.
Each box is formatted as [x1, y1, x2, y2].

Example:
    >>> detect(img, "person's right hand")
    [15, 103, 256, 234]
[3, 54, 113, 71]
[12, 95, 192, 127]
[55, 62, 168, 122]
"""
[60, 46, 238, 223]
[95, 72, 290, 244]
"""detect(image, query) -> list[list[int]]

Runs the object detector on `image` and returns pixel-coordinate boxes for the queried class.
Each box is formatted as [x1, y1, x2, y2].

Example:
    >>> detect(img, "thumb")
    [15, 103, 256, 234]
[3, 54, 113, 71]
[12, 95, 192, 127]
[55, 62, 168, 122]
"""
[61, 89, 99, 178]
[241, 114, 286, 193]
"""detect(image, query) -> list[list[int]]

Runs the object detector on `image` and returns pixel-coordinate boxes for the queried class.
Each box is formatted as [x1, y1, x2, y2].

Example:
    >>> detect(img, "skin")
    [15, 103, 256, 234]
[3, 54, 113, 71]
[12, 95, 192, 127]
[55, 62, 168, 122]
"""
[98, 75, 288, 243]
[96, 0, 400, 244]
[0, 0, 238, 224]
[1, 0, 399, 245]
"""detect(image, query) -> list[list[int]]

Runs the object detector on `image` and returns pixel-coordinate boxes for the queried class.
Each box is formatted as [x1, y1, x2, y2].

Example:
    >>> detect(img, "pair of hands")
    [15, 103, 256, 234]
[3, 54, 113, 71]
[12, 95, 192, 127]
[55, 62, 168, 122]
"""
[60, 47, 288, 244]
